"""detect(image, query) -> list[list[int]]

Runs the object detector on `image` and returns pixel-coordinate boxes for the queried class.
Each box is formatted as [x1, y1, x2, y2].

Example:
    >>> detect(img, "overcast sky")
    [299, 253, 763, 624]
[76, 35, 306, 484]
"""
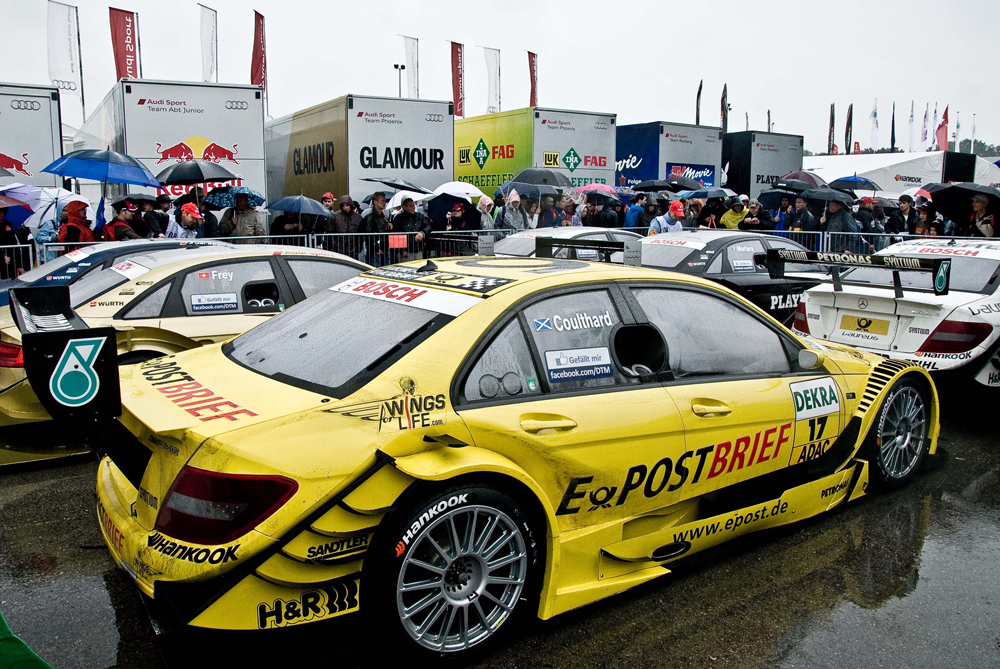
[2, 0, 997, 153]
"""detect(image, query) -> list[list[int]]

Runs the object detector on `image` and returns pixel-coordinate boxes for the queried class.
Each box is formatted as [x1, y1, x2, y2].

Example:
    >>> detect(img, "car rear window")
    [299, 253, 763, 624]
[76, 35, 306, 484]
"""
[494, 233, 543, 257]
[844, 257, 1000, 294]
[639, 242, 699, 269]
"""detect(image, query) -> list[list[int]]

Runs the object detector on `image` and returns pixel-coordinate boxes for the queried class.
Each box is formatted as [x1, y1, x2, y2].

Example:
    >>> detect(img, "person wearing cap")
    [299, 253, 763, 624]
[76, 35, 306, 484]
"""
[129, 199, 163, 238]
[720, 199, 748, 229]
[739, 194, 749, 207]
[58, 200, 94, 252]
[738, 199, 775, 232]
[963, 193, 995, 237]
[102, 200, 142, 241]
[394, 197, 433, 257]
[165, 203, 203, 239]
[914, 202, 937, 236]
[886, 194, 918, 235]
[321, 193, 336, 211]
[650, 200, 687, 234]
[219, 193, 265, 243]
[697, 197, 726, 228]
[637, 196, 659, 230]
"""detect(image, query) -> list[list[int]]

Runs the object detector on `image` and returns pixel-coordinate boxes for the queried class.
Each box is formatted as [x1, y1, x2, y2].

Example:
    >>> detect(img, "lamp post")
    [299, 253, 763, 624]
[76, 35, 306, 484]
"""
[393, 64, 406, 98]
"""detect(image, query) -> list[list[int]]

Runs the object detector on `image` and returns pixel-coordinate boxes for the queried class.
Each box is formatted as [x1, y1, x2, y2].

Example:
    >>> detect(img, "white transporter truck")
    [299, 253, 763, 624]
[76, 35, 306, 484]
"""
[265, 95, 455, 201]
[74, 79, 266, 204]
[0, 83, 63, 187]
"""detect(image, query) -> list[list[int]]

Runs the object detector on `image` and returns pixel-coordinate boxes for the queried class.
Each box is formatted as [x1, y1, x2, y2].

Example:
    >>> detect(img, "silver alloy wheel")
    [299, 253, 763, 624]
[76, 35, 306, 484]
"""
[396, 504, 528, 652]
[878, 385, 928, 479]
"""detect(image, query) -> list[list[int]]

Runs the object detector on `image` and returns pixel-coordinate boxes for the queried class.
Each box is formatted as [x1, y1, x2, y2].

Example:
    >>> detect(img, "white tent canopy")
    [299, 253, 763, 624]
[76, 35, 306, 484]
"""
[803, 151, 1000, 199]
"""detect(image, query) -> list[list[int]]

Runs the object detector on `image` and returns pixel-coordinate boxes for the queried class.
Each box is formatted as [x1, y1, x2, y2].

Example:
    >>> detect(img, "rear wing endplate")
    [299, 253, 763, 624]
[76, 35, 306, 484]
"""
[764, 248, 951, 298]
[9, 286, 121, 424]
[535, 237, 642, 265]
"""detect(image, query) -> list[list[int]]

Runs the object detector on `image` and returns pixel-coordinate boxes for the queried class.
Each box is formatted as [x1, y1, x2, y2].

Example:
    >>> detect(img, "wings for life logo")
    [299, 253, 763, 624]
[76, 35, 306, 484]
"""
[563, 147, 582, 172]
[50, 337, 106, 407]
[155, 135, 239, 165]
[323, 377, 446, 432]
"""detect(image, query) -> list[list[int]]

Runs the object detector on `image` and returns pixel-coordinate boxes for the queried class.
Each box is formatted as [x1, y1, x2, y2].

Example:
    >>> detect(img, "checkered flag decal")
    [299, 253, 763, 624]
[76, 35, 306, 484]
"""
[456, 277, 507, 292]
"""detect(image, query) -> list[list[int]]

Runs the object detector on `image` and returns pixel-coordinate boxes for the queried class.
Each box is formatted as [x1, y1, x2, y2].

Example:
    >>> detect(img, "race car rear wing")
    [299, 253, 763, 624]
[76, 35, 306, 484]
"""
[535, 237, 642, 265]
[763, 248, 951, 298]
[9, 286, 121, 424]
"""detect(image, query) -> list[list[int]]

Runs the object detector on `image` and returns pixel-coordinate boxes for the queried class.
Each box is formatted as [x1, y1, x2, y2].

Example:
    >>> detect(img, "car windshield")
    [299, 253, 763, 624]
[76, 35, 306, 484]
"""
[494, 233, 544, 257]
[19, 245, 102, 282]
[640, 243, 699, 269]
[843, 256, 1000, 294]
[225, 284, 457, 397]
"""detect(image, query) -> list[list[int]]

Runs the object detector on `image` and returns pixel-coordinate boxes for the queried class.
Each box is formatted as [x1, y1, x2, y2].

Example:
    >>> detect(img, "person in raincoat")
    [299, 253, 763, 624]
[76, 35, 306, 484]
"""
[477, 196, 496, 229]
[496, 190, 532, 231]
[720, 199, 748, 229]
[219, 193, 265, 242]
[35, 202, 67, 263]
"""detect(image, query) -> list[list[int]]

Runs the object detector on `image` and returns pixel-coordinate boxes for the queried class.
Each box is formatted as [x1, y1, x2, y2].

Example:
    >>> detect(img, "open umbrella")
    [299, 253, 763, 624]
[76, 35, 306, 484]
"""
[0, 184, 86, 228]
[800, 187, 854, 205]
[360, 177, 432, 194]
[0, 194, 31, 211]
[0, 167, 12, 178]
[923, 182, 1000, 224]
[757, 188, 798, 210]
[496, 181, 559, 200]
[685, 187, 736, 199]
[267, 195, 332, 218]
[779, 170, 827, 187]
[770, 179, 814, 193]
[155, 160, 237, 187]
[830, 175, 881, 191]
[576, 183, 617, 196]
[433, 181, 485, 199]
[42, 149, 160, 188]
[425, 192, 473, 223]
[204, 186, 265, 209]
[664, 176, 703, 192]
[388, 190, 430, 209]
[633, 179, 672, 192]
[874, 196, 899, 211]
[511, 168, 573, 188]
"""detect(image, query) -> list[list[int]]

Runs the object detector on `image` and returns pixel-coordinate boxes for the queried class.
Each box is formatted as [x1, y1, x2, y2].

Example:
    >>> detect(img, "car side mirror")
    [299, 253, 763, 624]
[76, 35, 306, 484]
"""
[798, 348, 826, 370]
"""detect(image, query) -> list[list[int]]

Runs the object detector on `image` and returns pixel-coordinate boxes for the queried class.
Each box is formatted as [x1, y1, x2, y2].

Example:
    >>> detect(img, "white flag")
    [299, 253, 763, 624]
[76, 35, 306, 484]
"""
[954, 111, 961, 150]
[401, 36, 419, 99]
[484, 47, 500, 114]
[47, 1, 82, 97]
[971, 114, 976, 153]
[869, 99, 878, 150]
[200, 4, 217, 83]
[921, 103, 929, 147]
[908, 100, 915, 152]
[932, 103, 938, 149]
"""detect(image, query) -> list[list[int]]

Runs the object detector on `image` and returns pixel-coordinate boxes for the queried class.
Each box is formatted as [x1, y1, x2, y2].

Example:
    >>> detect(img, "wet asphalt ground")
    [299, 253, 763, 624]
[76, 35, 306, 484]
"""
[1, 384, 998, 669]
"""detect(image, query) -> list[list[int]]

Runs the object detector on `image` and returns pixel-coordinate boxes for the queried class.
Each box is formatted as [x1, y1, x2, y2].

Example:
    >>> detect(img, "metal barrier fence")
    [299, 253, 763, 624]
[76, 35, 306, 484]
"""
[0, 244, 35, 281]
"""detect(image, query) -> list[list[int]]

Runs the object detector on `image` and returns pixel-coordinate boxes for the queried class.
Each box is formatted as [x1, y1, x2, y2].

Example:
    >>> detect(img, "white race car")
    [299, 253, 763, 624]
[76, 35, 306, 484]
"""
[789, 238, 1000, 386]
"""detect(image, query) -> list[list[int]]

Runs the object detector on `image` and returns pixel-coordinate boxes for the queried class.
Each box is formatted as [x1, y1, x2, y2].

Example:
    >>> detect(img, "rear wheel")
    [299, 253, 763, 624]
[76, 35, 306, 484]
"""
[862, 377, 931, 490]
[366, 484, 542, 662]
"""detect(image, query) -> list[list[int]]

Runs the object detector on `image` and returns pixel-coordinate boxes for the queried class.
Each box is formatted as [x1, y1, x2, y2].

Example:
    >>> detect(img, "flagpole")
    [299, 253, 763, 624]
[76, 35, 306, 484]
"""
[135, 11, 143, 78]
[75, 4, 86, 120]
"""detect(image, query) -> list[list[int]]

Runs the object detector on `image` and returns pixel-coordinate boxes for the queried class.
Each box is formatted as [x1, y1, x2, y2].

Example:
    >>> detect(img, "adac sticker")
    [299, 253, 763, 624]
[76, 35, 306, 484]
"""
[790, 376, 840, 420]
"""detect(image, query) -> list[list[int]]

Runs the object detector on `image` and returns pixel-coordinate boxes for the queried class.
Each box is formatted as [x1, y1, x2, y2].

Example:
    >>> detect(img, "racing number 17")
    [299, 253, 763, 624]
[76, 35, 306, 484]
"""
[808, 416, 828, 441]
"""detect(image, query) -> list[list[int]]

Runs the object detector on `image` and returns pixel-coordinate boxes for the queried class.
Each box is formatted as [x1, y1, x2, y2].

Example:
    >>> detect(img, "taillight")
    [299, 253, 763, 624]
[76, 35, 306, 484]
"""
[792, 301, 810, 334]
[155, 466, 298, 545]
[0, 342, 24, 368]
[917, 320, 993, 354]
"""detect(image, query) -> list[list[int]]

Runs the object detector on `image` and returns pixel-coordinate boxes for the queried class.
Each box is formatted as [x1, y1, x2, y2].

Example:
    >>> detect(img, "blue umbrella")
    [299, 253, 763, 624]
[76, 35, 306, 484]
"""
[42, 149, 160, 188]
[829, 175, 882, 191]
[205, 186, 265, 209]
[685, 187, 736, 199]
[267, 195, 331, 217]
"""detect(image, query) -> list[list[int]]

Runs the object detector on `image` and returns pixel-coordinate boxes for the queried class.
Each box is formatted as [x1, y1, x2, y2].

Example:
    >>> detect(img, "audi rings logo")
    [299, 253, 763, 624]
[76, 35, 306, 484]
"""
[51, 80, 78, 91]
[594, 122, 609, 130]
[487, 106, 499, 114]
[425, 114, 444, 122]
[10, 100, 41, 111]
[225, 101, 249, 110]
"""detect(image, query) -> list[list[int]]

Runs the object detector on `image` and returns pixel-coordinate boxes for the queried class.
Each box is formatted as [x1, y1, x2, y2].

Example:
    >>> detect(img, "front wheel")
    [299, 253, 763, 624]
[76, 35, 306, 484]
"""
[862, 377, 931, 490]
[366, 484, 542, 662]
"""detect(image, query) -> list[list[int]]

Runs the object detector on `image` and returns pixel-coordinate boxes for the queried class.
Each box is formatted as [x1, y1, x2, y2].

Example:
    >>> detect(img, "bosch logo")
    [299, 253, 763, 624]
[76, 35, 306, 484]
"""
[425, 114, 444, 122]
[51, 80, 77, 91]
[225, 101, 249, 110]
[594, 122, 609, 130]
[10, 100, 41, 111]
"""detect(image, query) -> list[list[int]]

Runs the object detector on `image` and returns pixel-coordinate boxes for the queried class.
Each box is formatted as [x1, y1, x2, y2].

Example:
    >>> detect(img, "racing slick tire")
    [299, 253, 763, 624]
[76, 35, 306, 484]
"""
[861, 376, 931, 491]
[365, 482, 543, 662]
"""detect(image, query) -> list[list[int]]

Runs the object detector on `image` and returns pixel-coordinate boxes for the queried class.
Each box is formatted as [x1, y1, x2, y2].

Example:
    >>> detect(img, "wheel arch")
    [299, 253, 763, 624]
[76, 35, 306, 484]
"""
[855, 364, 940, 457]
[115, 327, 203, 357]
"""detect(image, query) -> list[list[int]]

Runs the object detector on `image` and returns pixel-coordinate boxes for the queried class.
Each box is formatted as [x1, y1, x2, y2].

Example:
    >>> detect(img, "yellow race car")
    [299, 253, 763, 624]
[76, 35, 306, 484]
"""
[72, 253, 937, 661]
[0, 244, 367, 435]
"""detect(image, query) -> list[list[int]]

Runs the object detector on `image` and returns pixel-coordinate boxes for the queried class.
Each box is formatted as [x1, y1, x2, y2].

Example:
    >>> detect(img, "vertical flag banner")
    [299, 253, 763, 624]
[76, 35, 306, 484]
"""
[745, 112, 749, 131]
[720, 84, 728, 134]
[484, 47, 500, 114]
[931, 104, 938, 149]
[450, 42, 464, 117]
[827, 104, 835, 154]
[921, 103, 929, 147]
[199, 4, 217, 83]
[908, 100, 915, 152]
[971, 114, 976, 153]
[527, 51, 538, 107]
[935, 106, 948, 151]
[402, 36, 419, 99]
[954, 111, 961, 150]
[845, 103, 853, 155]
[869, 99, 878, 150]
[251, 11, 267, 89]
[109, 7, 140, 80]
[767, 109, 771, 132]
[890, 102, 896, 152]
[695, 79, 702, 125]
[47, 2, 83, 99]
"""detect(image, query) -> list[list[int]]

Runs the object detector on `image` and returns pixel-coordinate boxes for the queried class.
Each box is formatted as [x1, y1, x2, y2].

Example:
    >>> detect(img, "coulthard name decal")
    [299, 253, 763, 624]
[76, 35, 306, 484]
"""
[139, 360, 258, 423]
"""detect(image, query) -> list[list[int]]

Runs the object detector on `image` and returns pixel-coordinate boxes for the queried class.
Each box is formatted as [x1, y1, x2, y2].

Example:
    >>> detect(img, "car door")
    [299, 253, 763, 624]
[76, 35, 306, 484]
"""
[454, 285, 688, 535]
[157, 259, 290, 344]
[623, 283, 845, 499]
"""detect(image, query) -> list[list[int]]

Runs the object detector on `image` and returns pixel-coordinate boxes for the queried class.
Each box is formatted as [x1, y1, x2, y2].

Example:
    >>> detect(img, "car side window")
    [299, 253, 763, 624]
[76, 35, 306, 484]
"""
[765, 239, 815, 273]
[706, 252, 724, 274]
[523, 290, 625, 392]
[632, 288, 790, 377]
[463, 321, 542, 402]
[122, 282, 172, 320]
[286, 260, 362, 298]
[180, 261, 277, 316]
[726, 240, 766, 273]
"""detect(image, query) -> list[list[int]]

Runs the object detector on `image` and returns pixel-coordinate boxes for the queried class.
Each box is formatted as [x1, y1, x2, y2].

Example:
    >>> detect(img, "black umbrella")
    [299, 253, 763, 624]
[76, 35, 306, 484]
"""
[874, 196, 899, 210]
[633, 179, 671, 192]
[114, 192, 157, 205]
[923, 182, 1000, 224]
[267, 195, 332, 217]
[155, 160, 238, 186]
[800, 187, 854, 205]
[511, 168, 573, 188]
[758, 188, 798, 210]
[360, 177, 432, 194]
[497, 181, 560, 200]
[770, 179, 814, 193]
[779, 170, 827, 187]
[664, 176, 703, 192]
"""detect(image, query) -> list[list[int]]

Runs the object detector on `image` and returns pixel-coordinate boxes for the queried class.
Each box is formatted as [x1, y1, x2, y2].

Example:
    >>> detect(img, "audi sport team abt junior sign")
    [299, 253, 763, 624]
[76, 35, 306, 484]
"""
[0, 83, 63, 187]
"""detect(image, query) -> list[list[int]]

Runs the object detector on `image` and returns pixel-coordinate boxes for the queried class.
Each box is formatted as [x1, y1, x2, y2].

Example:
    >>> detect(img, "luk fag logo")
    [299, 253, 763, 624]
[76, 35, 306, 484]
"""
[563, 147, 582, 172]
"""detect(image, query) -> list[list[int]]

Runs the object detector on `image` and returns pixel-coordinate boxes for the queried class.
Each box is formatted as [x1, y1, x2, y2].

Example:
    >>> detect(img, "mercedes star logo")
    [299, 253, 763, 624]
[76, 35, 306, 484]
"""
[225, 101, 249, 110]
[425, 113, 444, 122]
[10, 100, 41, 111]
[858, 298, 868, 309]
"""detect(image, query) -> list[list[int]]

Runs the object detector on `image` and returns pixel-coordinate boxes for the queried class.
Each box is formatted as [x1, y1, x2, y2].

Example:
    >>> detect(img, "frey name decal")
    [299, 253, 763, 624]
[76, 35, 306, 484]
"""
[139, 359, 259, 423]
[790, 377, 840, 420]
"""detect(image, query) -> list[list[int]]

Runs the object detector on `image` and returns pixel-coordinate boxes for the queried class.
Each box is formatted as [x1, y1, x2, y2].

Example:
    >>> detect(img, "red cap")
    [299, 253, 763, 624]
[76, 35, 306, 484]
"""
[862, 197, 877, 204]
[181, 202, 203, 220]
[321, 192, 335, 200]
[669, 200, 686, 217]
[451, 202, 465, 211]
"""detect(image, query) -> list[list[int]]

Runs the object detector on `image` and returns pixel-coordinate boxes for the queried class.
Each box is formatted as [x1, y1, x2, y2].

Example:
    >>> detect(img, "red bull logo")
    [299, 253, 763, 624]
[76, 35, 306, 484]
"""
[0, 151, 31, 176]
[202, 142, 239, 164]
[154, 136, 239, 165]
[154, 142, 194, 164]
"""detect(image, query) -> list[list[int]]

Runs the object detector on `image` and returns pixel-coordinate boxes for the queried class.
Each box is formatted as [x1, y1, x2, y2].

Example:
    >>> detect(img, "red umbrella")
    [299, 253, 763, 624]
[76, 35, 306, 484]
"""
[780, 170, 827, 187]
[576, 183, 618, 195]
[0, 195, 32, 211]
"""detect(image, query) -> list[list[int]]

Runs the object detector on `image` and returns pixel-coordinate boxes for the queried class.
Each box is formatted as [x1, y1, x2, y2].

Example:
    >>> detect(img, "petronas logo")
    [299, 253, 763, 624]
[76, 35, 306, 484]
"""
[50, 338, 106, 407]
[935, 260, 950, 293]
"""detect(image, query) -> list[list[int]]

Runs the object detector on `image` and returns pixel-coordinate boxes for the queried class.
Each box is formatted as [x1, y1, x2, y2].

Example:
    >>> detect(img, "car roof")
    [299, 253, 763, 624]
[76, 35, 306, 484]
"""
[504, 226, 637, 239]
[639, 229, 758, 245]
[880, 238, 1000, 261]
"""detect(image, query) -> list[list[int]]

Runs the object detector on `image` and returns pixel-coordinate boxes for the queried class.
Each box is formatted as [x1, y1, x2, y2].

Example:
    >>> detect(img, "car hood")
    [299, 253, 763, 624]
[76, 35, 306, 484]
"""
[799, 335, 885, 375]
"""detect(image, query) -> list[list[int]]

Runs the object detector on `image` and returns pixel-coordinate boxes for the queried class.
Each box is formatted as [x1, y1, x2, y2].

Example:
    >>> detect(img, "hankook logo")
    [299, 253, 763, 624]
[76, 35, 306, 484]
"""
[425, 114, 444, 122]
[594, 122, 609, 130]
[10, 100, 41, 111]
[51, 80, 78, 91]
[225, 101, 249, 110]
